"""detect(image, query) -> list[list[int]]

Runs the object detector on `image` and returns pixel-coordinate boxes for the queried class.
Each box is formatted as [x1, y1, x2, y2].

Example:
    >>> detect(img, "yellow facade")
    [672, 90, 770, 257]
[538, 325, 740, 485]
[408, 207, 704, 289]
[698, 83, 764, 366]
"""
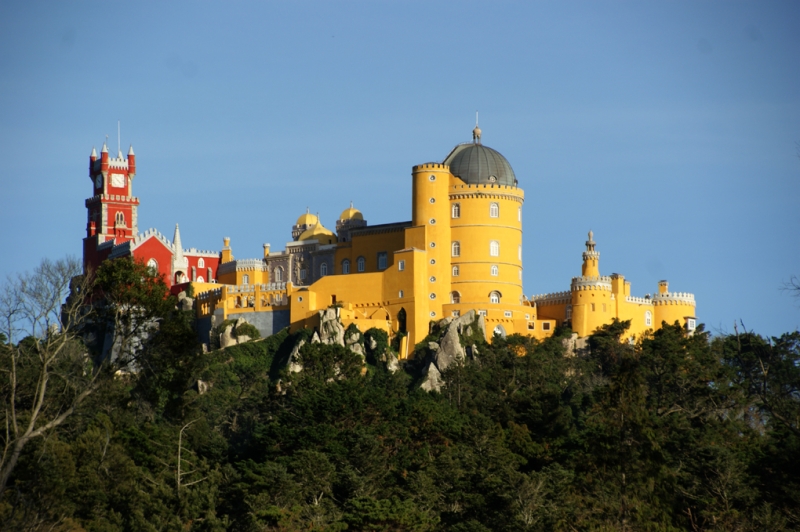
[534, 232, 697, 340]
[193, 127, 696, 352]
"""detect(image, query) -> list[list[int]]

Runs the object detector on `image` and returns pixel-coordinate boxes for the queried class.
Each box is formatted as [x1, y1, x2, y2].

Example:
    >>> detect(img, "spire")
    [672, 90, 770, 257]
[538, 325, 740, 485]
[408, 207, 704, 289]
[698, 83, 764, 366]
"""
[173, 224, 184, 261]
[472, 112, 482, 144]
[585, 230, 595, 252]
[581, 230, 600, 277]
[101, 141, 108, 153]
[91, 146, 97, 158]
[128, 145, 134, 156]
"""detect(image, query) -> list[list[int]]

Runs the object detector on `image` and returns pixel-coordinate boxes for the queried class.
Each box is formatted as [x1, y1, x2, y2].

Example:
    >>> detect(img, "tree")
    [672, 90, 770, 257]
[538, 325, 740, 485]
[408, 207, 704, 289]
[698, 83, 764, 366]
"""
[0, 257, 95, 495]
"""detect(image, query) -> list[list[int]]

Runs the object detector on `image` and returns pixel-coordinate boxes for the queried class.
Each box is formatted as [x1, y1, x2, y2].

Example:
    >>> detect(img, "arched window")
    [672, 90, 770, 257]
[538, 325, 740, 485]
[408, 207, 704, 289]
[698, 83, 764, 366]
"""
[490, 291, 501, 304]
[490, 241, 499, 257]
[452, 203, 461, 218]
[197, 276, 205, 283]
[342, 259, 350, 274]
[518, 245, 522, 260]
[451, 241, 460, 257]
[491, 265, 499, 276]
[450, 291, 461, 304]
[242, 274, 249, 285]
[146, 258, 158, 273]
[198, 258, 205, 268]
[489, 202, 499, 218]
[320, 262, 328, 276]
[115, 212, 125, 225]
[518, 207, 522, 222]
[645, 310, 652, 327]
[275, 268, 283, 282]
[357, 256, 366, 272]
[452, 265, 459, 277]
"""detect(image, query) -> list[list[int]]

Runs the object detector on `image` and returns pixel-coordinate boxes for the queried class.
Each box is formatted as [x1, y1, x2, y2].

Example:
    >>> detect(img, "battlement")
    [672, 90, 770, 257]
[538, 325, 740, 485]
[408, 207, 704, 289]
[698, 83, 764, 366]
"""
[652, 292, 696, 306]
[107, 154, 130, 170]
[85, 194, 139, 206]
[571, 276, 612, 291]
[625, 296, 654, 306]
[217, 259, 268, 276]
[531, 291, 571, 305]
[413, 163, 450, 171]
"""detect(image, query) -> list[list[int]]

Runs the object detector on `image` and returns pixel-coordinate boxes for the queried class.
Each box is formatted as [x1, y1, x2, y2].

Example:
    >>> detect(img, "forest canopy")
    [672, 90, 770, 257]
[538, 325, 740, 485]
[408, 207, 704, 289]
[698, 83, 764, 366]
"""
[1, 257, 798, 531]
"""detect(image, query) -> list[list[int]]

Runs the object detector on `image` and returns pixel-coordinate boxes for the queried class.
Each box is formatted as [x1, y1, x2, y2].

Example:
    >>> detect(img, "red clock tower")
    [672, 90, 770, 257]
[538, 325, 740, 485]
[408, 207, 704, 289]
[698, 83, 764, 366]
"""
[82, 142, 140, 274]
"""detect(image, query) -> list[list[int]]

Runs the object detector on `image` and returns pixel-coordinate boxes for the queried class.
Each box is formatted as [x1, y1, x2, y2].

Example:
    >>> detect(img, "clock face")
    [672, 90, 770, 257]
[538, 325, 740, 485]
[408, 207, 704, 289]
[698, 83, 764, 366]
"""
[111, 173, 125, 188]
[95, 175, 102, 189]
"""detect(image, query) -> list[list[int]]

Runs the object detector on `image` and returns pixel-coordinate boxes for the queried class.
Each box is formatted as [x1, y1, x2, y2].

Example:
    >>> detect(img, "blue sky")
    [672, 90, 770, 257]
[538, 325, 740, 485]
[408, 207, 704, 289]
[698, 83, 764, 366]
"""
[1, 1, 798, 337]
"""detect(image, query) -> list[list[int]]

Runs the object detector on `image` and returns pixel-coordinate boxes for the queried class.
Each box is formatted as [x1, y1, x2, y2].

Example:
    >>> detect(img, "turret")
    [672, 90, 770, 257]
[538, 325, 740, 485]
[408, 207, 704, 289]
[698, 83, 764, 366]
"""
[581, 231, 600, 277]
[128, 145, 136, 177]
[221, 237, 233, 263]
[263, 243, 270, 258]
[100, 141, 109, 173]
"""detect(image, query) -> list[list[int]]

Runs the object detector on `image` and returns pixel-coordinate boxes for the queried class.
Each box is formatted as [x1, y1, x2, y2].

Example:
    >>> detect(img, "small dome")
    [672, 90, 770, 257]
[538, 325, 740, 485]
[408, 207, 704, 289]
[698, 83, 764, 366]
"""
[296, 211, 319, 226]
[299, 223, 336, 245]
[443, 143, 517, 186]
[340, 203, 363, 221]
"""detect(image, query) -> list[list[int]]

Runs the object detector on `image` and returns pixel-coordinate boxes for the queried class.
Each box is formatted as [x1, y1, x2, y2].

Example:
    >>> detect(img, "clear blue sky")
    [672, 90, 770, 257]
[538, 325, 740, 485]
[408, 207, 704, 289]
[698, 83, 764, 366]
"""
[1, 1, 798, 337]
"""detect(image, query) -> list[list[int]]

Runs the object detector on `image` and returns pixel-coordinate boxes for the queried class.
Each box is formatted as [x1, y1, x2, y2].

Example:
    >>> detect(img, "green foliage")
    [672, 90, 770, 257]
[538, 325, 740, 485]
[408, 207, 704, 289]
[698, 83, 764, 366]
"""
[2, 288, 799, 531]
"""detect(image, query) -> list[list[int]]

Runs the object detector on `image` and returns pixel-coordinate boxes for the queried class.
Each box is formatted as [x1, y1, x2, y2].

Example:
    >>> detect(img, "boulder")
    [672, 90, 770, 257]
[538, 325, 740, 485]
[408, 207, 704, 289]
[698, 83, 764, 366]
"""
[318, 308, 345, 346]
[385, 352, 400, 373]
[195, 380, 210, 395]
[419, 362, 443, 392]
[435, 321, 466, 372]
[180, 297, 194, 311]
[428, 341, 440, 352]
[220, 324, 236, 349]
[288, 339, 306, 373]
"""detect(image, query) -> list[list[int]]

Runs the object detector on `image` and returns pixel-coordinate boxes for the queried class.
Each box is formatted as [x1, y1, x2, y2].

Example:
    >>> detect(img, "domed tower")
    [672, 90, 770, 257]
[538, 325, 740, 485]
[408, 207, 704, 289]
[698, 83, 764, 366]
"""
[335, 202, 367, 242]
[570, 232, 613, 337]
[298, 223, 337, 246]
[292, 209, 319, 241]
[442, 126, 525, 314]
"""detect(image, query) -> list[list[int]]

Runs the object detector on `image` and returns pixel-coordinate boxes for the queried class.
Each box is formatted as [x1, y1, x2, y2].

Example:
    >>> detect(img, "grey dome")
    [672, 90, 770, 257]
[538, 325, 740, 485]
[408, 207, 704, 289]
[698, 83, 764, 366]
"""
[443, 143, 517, 186]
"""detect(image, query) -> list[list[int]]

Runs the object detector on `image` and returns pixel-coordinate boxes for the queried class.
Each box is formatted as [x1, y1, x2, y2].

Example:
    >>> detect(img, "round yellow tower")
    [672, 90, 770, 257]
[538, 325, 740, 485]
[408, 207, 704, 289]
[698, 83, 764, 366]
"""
[570, 231, 614, 337]
[411, 162, 453, 320]
[441, 127, 525, 317]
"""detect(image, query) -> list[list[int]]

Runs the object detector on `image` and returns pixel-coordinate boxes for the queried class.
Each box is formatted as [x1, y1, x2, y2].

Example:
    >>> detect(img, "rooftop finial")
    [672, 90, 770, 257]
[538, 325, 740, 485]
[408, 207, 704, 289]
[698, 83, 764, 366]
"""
[117, 120, 121, 157]
[586, 230, 596, 252]
[472, 111, 482, 144]
[350, 200, 353, 209]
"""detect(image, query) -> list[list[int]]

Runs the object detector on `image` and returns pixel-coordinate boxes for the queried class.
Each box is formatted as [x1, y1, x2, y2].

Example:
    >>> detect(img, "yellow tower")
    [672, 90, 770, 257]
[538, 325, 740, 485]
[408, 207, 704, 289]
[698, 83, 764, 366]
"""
[411, 162, 452, 324]
[570, 231, 613, 337]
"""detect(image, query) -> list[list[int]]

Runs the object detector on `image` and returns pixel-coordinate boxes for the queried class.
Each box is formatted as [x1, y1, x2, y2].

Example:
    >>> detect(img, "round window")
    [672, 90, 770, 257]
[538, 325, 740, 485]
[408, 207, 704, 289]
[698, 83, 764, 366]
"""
[430, 311, 436, 317]
[430, 259, 436, 265]
[429, 198, 435, 203]
[430, 242, 436, 248]
[429, 218, 436, 225]
[429, 293, 436, 300]
[488, 175, 497, 182]
[429, 175, 436, 181]
[429, 276, 436, 282]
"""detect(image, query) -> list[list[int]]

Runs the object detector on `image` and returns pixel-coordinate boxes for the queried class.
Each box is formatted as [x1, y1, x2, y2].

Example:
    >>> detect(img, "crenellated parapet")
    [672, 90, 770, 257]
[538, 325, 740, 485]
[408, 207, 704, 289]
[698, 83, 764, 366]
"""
[217, 259, 268, 276]
[652, 292, 696, 306]
[571, 275, 612, 291]
[625, 295, 655, 306]
[531, 291, 571, 306]
[412, 163, 450, 172]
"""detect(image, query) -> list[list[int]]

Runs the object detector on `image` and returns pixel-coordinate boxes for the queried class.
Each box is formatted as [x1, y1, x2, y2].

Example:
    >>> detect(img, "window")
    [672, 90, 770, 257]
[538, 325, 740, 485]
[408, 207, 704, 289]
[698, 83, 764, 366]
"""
[450, 291, 461, 304]
[429, 218, 436, 225]
[398, 290, 404, 298]
[377, 252, 388, 270]
[207, 267, 213, 281]
[478, 310, 487, 317]
[452, 203, 461, 218]
[357, 256, 366, 272]
[342, 259, 350, 274]
[115, 212, 125, 225]
[429, 293, 436, 300]
[452, 241, 461, 257]
[398, 260, 405, 271]
[504, 311, 512, 317]
[490, 241, 499, 257]
[429, 276, 436, 282]
[198, 258, 205, 268]
[429, 198, 435, 203]
[528, 322, 535, 330]
[320, 263, 328, 276]
[452, 310, 460, 317]
[591, 303, 595, 311]
[566, 306, 572, 320]
[491, 265, 498, 276]
[518, 245, 522, 260]
[602, 303, 606, 312]
[147, 258, 158, 273]
[429, 175, 436, 181]
[489, 202, 499, 218]
[542, 322, 551, 331]
[197, 276, 204, 283]
[192, 266, 196, 281]
[452, 265, 459, 277]
[687, 318, 696, 331]
[490, 291, 501, 304]
[518, 207, 521, 222]
[645, 311, 652, 327]
[275, 268, 282, 282]
[242, 274, 249, 285]
[299, 269, 307, 281]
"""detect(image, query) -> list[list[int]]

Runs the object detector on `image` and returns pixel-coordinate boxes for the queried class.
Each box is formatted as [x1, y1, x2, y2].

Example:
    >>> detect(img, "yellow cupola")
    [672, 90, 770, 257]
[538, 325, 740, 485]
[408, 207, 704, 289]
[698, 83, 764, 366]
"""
[298, 221, 336, 245]
[296, 210, 319, 226]
[339, 202, 363, 221]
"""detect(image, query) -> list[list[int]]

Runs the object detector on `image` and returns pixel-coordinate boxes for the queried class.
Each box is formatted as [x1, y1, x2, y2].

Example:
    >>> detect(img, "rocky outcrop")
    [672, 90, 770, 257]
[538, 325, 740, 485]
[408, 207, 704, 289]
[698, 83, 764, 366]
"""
[177, 291, 195, 312]
[288, 339, 306, 373]
[435, 323, 466, 372]
[318, 308, 345, 345]
[419, 362, 443, 392]
[562, 333, 589, 358]
[219, 318, 254, 348]
[417, 310, 486, 392]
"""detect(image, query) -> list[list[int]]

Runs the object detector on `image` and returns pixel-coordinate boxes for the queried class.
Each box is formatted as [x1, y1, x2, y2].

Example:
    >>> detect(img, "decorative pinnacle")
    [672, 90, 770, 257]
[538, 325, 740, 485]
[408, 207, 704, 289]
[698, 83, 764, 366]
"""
[101, 141, 108, 153]
[586, 230, 596, 252]
[91, 147, 97, 157]
[128, 145, 135, 156]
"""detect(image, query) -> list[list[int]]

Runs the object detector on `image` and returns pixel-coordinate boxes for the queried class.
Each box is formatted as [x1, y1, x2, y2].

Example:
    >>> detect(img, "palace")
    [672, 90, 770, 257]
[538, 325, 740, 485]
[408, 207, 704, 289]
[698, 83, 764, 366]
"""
[82, 126, 697, 355]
